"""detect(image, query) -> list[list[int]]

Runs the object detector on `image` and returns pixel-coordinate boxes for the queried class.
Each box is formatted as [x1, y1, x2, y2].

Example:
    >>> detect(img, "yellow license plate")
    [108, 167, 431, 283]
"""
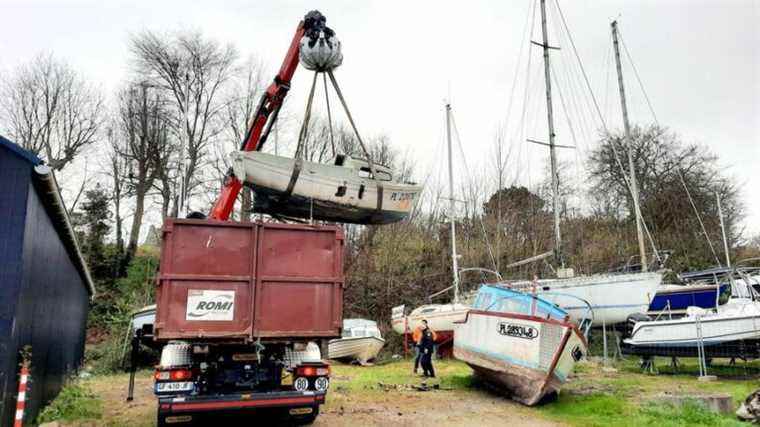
[289, 407, 314, 415]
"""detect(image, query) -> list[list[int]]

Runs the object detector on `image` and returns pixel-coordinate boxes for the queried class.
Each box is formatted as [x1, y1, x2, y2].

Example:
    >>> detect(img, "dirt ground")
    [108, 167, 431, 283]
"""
[73, 362, 563, 427]
[317, 384, 561, 427]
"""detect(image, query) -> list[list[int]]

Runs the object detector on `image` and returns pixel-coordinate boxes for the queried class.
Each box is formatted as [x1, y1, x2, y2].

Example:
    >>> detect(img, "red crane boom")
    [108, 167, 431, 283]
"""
[209, 11, 329, 220]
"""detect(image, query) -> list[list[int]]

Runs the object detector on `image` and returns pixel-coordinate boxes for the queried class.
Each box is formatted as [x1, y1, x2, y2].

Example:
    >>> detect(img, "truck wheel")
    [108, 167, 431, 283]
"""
[291, 406, 320, 425]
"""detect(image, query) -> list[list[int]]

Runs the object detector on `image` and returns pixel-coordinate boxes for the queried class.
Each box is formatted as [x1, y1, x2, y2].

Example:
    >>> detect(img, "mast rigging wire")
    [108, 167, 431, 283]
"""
[616, 25, 723, 265]
[554, 1, 662, 263]
[449, 109, 499, 273]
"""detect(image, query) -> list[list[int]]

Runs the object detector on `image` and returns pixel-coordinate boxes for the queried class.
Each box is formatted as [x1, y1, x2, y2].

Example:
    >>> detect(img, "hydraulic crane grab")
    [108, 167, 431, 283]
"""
[209, 10, 340, 220]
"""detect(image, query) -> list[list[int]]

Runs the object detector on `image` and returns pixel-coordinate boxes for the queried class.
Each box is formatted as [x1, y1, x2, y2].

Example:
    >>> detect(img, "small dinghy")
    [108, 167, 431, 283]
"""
[231, 151, 422, 224]
[328, 319, 385, 364]
[454, 284, 590, 405]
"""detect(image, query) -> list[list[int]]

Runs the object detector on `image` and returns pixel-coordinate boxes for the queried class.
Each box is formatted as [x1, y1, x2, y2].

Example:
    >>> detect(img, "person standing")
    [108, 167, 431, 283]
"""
[419, 319, 437, 378]
[412, 322, 424, 374]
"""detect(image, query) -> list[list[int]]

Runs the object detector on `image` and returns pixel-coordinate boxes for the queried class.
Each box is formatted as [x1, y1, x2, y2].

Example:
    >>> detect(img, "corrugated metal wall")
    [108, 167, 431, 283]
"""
[0, 143, 90, 426]
[0, 146, 31, 427]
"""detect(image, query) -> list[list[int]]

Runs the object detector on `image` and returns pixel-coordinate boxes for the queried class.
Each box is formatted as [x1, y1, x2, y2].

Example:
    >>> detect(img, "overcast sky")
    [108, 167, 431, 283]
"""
[2, 0, 758, 237]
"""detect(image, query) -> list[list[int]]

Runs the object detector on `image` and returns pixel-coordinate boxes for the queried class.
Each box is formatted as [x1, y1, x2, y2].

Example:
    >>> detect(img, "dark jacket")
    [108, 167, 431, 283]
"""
[420, 328, 435, 351]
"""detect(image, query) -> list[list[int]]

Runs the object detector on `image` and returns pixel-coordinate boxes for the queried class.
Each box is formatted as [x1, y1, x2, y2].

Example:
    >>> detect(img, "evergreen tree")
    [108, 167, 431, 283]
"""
[78, 183, 113, 279]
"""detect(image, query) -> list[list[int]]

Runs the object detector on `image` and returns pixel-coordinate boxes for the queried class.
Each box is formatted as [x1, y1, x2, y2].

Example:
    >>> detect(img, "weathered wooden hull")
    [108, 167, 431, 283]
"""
[458, 348, 563, 405]
[454, 310, 587, 406]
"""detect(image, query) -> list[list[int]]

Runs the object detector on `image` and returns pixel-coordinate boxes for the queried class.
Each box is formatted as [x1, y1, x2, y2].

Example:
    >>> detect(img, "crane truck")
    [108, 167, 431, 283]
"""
[132, 11, 347, 426]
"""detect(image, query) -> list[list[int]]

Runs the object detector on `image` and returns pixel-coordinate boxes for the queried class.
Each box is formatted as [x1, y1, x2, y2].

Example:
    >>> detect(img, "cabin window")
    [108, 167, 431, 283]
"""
[335, 185, 347, 197]
[342, 329, 351, 338]
[359, 167, 393, 182]
[358, 184, 365, 199]
[334, 154, 346, 166]
[420, 307, 437, 314]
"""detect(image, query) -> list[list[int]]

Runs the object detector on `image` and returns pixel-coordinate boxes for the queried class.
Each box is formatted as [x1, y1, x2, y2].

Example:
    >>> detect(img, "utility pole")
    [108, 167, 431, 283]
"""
[612, 20, 648, 272]
[446, 103, 460, 304]
[538, 0, 564, 268]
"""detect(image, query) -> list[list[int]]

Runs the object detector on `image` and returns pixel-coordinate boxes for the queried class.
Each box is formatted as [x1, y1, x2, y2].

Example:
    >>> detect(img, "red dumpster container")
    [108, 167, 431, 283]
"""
[154, 219, 344, 342]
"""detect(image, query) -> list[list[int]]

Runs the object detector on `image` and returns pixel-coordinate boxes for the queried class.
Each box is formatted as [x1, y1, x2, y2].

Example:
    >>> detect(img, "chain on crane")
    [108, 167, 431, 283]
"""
[293, 12, 381, 196]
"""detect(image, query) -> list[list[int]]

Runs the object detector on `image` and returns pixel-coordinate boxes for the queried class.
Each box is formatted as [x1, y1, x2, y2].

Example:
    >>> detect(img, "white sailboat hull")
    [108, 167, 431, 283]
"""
[391, 303, 469, 340]
[454, 310, 587, 405]
[231, 151, 422, 224]
[328, 336, 385, 364]
[508, 271, 663, 325]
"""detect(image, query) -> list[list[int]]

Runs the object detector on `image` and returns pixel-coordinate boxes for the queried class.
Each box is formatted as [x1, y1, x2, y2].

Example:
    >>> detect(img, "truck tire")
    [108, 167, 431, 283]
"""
[291, 406, 320, 425]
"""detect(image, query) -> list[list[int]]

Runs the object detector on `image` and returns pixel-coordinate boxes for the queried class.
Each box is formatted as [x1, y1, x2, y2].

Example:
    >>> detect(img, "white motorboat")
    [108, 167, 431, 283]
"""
[623, 298, 760, 357]
[328, 319, 385, 364]
[623, 270, 760, 359]
[231, 151, 422, 224]
[131, 304, 156, 336]
[454, 284, 589, 405]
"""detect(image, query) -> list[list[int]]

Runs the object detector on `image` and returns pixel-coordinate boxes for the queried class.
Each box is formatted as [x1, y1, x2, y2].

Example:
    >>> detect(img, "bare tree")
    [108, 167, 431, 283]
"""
[588, 125, 743, 270]
[101, 124, 129, 275]
[212, 56, 266, 220]
[106, 127, 127, 255]
[151, 130, 177, 220]
[117, 83, 170, 259]
[130, 30, 238, 215]
[0, 53, 104, 170]
[489, 126, 514, 271]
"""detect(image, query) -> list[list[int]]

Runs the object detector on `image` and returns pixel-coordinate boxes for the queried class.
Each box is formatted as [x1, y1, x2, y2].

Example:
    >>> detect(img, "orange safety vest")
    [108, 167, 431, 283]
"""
[413, 326, 436, 344]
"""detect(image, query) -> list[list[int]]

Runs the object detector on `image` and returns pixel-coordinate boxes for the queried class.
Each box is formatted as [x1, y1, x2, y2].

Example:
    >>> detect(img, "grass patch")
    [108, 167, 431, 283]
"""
[540, 393, 744, 427]
[331, 359, 473, 393]
[37, 382, 103, 424]
[540, 393, 633, 426]
[539, 357, 757, 426]
[639, 400, 744, 427]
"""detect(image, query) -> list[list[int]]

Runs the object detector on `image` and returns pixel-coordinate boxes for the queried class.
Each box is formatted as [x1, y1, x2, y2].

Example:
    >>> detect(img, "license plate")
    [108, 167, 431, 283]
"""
[155, 381, 194, 393]
[289, 407, 314, 415]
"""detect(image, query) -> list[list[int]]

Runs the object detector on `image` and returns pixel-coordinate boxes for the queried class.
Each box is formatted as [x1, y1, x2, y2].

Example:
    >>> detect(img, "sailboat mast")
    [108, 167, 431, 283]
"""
[611, 20, 648, 272]
[445, 104, 461, 304]
[716, 192, 731, 268]
[539, 0, 564, 267]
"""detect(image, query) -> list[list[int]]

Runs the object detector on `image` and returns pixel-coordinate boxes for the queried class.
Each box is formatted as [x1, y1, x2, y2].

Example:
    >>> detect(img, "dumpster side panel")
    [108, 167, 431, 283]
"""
[254, 224, 343, 337]
[155, 220, 256, 340]
[155, 219, 343, 342]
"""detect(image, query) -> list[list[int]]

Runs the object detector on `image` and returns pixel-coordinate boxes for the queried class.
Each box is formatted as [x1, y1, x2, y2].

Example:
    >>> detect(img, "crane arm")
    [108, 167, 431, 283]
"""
[209, 11, 329, 220]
